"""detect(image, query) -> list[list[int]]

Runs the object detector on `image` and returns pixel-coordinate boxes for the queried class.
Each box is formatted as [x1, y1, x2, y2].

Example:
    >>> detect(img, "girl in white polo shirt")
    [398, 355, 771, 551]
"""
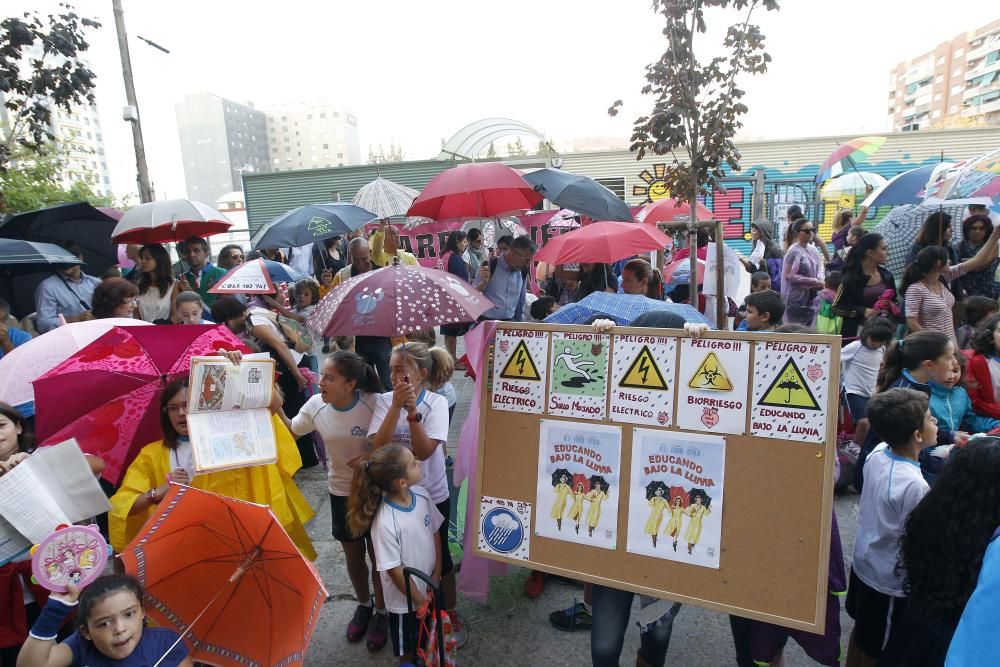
[368, 341, 467, 647]
[285, 351, 389, 651]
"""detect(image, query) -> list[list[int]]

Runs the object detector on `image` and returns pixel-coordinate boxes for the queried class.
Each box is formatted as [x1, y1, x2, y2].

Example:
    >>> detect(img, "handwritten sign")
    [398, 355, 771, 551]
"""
[675, 338, 750, 434]
[750, 341, 832, 443]
[610, 335, 677, 427]
[492, 330, 549, 414]
[547, 332, 610, 420]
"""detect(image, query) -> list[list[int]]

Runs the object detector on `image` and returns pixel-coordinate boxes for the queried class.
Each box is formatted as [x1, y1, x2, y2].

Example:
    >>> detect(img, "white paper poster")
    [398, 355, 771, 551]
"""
[675, 338, 751, 434]
[626, 429, 726, 569]
[491, 329, 549, 414]
[750, 340, 832, 443]
[478, 496, 532, 561]
[610, 334, 677, 427]
[547, 332, 610, 420]
[209, 258, 276, 294]
[535, 420, 621, 549]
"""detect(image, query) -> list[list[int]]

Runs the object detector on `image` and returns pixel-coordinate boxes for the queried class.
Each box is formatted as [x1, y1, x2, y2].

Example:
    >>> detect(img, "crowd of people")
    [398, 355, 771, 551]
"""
[3, 201, 1000, 667]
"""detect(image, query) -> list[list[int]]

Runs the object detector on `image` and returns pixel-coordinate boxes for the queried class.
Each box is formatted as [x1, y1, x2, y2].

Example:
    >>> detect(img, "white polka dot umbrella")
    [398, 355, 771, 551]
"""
[306, 263, 496, 338]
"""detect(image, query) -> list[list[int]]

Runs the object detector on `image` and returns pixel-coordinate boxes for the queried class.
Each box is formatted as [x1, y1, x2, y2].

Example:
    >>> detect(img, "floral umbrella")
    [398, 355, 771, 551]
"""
[32, 325, 250, 484]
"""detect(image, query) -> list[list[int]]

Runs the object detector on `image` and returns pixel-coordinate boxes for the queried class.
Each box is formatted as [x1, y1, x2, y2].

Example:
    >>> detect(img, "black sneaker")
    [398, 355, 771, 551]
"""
[548, 601, 592, 632]
[347, 604, 373, 642]
[366, 611, 388, 651]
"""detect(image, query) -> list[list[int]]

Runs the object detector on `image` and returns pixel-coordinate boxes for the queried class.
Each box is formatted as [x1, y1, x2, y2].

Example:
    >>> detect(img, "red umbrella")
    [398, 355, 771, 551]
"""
[533, 221, 672, 265]
[32, 325, 250, 484]
[306, 263, 495, 338]
[636, 199, 713, 225]
[667, 486, 690, 507]
[662, 257, 706, 284]
[406, 163, 542, 220]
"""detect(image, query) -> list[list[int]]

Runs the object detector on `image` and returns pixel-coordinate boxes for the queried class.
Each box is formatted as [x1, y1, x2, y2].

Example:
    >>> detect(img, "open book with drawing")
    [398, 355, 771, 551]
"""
[0, 439, 110, 566]
[186, 354, 278, 473]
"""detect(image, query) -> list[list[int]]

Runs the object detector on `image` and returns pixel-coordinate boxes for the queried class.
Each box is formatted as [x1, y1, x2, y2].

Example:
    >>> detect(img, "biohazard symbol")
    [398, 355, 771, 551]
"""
[758, 358, 820, 410]
[688, 353, 733, 391]
[499, 340, 541, 381]
[619, 346, 668, 390]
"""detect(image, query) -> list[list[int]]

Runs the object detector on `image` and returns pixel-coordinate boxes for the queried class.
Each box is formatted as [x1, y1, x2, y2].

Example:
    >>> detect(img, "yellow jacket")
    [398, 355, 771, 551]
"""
[109, 415, 317, 560]
[370, 229, 418, 268]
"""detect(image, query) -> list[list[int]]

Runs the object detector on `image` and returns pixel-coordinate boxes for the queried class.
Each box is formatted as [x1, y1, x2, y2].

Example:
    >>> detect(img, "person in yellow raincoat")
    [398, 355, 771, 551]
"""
[644, 486, 669, 548]
[550, 473, 571, 531]
[568, 481, 587, 534]
[585, 480, 609, 538]
[684, 494, 711, 555]
[664, 496, 685, 552]
[109, 376, 316, 560]
[369, 220, 418, 268]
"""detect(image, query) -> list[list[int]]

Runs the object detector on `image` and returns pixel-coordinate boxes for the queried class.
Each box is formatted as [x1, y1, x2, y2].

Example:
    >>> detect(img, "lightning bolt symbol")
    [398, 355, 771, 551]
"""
[516, 350, 526, 375]
[638, 356, 651, 383]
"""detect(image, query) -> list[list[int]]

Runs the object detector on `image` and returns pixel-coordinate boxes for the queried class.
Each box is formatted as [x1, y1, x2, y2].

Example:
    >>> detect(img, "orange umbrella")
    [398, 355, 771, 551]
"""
[120, 485, 328, 667]
[636, 199, 713, 225]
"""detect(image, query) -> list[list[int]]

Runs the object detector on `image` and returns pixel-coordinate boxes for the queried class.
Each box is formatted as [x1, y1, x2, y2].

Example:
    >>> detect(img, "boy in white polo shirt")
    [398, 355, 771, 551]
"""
[846, 387, 935, 665]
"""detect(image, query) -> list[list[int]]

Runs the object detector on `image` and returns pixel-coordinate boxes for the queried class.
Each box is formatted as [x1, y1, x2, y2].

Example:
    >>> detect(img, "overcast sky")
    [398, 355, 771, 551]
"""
[9, 1, 997, 200]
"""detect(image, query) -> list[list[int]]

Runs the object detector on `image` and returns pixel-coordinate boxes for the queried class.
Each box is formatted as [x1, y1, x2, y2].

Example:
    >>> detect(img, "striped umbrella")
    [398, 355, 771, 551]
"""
[924, 148, 1000, 208]
[352, 177, 420, 218]
[815, 136, 887, 184]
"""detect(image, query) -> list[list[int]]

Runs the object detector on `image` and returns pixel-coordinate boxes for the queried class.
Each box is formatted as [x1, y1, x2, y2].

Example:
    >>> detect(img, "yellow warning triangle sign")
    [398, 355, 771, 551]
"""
[619, 345, 668, 390]
[499, 340, 542, 381]
[688, 352, 733, 391]
[758, 358, 820, 410]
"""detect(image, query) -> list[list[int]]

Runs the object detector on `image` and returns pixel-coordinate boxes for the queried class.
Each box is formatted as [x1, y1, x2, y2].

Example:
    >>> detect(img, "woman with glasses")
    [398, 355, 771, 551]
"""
[90, 277, 139, 319]
[108, 372, 317, 560]
[216, 244, 245, 271]
[782, 219, 825, 326]
[956, 215, 999, 298]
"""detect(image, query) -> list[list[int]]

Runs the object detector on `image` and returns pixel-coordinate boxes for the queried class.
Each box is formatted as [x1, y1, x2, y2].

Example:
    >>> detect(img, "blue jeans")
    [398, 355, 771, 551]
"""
[591, 585, 682, 667]
[355, 336, 392, 391]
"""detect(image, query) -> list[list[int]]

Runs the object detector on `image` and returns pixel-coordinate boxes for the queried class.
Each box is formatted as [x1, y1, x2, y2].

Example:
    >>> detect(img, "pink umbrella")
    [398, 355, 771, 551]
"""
[662, 258, 706, 284]
[636, 199, 713, 225]
[533, 221, 672, 265]
[0, 319, 153, 408]
[32, 324, 250, 484]
[306, 264, 495, 338]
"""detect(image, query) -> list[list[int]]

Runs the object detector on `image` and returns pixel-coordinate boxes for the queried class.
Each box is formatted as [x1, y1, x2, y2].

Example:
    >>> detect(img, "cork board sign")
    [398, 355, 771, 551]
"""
[474, 323, 839, 633]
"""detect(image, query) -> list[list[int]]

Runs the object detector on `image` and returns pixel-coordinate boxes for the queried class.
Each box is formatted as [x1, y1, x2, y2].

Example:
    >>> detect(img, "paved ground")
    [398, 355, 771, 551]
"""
[298, 348, 860, 666]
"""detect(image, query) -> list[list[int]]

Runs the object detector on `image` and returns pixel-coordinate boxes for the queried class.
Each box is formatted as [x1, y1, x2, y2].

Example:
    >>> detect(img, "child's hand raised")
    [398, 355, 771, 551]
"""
[50, 583, 81, 606]
[392, 381, 416, 411]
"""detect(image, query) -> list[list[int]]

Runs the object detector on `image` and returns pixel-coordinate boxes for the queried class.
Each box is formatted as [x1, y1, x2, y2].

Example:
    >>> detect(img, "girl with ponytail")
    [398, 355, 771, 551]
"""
[284, 351, 388, 649]
[347, 445, 443, 664]
[368, 341, 467, 644]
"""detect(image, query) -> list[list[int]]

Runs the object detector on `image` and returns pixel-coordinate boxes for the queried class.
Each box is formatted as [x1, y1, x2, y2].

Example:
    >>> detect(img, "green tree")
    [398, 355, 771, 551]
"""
[537, 137, 558, 158]
[0, 145, 119, 214]
[506, 137, 528, 157]
[1, 4, 101, 176]
[609, 0, 777, 224]
[367, 140, 405, 164]
[486, 141, 497, 159]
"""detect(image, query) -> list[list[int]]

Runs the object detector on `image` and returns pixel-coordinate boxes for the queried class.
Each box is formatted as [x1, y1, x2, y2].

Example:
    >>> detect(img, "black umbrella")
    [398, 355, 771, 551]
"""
[689, 488, 712, 508]
[0, 203, 118, 317]
[551, 468, 571, 487]
[250, 203, 377, 250]
[523, 168, 634, 222]
[0, 239, 85, 272]
[589, 475, 609, 493]
[645, 480, 669, 501]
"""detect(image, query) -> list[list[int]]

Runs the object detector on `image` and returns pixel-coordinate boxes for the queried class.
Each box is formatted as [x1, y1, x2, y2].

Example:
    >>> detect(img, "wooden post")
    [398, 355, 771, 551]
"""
[688, 221, 698, 304]
[715, 219, 726, 329]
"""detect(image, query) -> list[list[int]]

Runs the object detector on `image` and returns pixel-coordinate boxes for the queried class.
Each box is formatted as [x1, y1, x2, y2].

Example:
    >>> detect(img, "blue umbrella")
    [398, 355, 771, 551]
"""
[258, 258, 310, 283]
[861, 164, 943, 209]
[250, 202, 377, 249]
[523, 169, 634, 222]
[544, 292, 711, 327]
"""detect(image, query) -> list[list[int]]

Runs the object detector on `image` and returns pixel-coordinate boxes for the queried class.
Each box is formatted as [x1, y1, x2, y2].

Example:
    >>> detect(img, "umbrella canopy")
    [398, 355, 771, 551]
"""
[121, 484, 327, 667]
[0, 319, 153, 409]
[32, 324, 250, 484]
[636, 199, 713, 225]
[589, 475, 608, 492]
[0, 239, 83, 273]
[861, 164, 952, 208]
[306, 263, 495, 338]
[543, 292, 711, 327]
[551, 468, 571, 486]
[663, 257, 706, 285]
[871, 202, 969, 276]
[645, 480, 669, 501]
[571, 473, 590, 492]
[689, 488, 713, 508]
[815, 136, 887, 184]
[547, 209, 582, 229]
[250, 202, 377, 249]
[209, 258, 309, 295]
[820, 172, 887, 198]
[111, 199, 232, 244]
[0, 202, 119, 317]
[925, 148, 1000, 207]
[668, 486, 690, 507]
[352, 177, 420, 218]
[533, 221, 672, 265]
[406, 162, 542, 220]
[523, 168, 633, 222]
